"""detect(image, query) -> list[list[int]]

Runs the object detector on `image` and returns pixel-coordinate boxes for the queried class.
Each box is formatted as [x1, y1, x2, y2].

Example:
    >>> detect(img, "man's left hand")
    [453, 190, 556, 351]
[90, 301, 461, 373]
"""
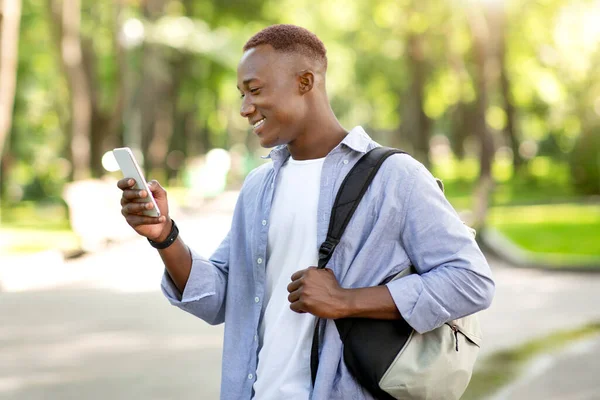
[287, 267, 349, 319]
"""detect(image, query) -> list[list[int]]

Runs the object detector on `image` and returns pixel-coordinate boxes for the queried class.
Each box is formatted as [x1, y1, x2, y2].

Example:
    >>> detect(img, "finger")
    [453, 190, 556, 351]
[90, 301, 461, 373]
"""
[287, 278, 302, 293]
[117, 178, 136, 190]
[148, 180, 167, 199]
[123, 201, 156, 215]
[291, 268, 307, 281]
[121, 196, 148, 206]
[289, 301, 307, 314]
[122, 188, 148, 201]
[123, 212, 165, 226]
[287, 289, 301, 303]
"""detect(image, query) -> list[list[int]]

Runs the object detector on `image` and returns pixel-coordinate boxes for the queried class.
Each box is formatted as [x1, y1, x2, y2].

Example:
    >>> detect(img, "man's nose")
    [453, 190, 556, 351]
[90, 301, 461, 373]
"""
[240, 96, 256, 118]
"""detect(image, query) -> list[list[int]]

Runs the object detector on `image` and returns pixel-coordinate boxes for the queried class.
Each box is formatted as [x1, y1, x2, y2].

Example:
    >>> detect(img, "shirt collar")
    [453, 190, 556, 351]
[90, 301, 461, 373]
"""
[338, 126, 372, 154]
[261, 125, 373, 166]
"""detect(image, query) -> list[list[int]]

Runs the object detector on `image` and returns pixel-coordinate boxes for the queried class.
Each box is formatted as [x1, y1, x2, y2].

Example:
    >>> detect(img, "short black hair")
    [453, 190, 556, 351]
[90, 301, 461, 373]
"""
[243, 24, 327, 70]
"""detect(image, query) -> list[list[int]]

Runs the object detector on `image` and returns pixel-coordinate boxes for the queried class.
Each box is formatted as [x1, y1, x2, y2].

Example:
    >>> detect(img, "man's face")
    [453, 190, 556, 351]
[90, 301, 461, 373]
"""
[237, 45, 306, 148]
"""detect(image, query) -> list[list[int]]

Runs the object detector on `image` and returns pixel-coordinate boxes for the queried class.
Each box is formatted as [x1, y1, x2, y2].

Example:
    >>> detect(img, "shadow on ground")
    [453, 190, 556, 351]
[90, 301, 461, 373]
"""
[0, 288, 223, 400]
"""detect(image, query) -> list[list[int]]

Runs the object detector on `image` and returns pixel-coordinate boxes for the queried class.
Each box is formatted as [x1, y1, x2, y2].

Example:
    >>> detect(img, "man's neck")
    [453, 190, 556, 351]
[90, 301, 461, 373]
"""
[287, 108, 347, 161]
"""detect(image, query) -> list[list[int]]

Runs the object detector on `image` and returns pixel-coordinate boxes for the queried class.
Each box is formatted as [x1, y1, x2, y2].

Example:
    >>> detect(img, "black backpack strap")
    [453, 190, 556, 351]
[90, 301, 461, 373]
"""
[311, 146, 406, 385]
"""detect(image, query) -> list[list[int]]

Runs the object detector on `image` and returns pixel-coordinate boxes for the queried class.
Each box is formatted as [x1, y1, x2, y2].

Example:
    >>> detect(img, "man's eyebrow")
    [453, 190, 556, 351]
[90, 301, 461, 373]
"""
[237, 78, 259, 90]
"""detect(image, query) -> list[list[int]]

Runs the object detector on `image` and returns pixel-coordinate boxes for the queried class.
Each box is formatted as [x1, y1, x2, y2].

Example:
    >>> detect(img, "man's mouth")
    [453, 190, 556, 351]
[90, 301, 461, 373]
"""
[253, 118, 266, 130]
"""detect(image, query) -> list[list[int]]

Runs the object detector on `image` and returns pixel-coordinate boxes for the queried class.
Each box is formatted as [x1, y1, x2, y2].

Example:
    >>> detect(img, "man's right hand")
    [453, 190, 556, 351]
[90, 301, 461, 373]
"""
[117, 178, 171, 242]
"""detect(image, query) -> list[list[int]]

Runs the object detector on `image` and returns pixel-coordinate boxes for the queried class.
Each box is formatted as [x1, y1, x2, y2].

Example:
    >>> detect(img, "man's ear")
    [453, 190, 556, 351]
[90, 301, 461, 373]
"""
[298, 70, 315, 94]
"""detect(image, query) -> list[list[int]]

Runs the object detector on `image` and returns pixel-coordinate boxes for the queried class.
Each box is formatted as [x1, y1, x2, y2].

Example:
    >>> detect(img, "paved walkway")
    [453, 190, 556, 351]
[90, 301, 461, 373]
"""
[478, 254, 600, 357]
[477, 255, 600, 399]
[492, 335, 600, 400]
[1, 191, 599, 399]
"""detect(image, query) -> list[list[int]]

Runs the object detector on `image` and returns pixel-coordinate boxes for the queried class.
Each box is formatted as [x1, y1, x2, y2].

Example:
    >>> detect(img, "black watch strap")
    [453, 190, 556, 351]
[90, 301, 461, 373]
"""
[148, 219, 179, 249]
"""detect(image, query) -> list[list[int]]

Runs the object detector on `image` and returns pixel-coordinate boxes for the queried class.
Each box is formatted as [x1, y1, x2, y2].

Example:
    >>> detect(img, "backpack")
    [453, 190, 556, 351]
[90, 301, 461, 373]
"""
[310, 146, 482, 400]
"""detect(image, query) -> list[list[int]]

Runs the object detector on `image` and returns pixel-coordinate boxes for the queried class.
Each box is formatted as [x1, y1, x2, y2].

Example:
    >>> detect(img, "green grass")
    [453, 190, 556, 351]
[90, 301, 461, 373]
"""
[488, 204, 600, 259]
[462, 322, 600, 400]
[0, 228, 80, 254]
[0, 201, 79, 255]
[433, 157, 600, 265]
[1, 201, 71, 230]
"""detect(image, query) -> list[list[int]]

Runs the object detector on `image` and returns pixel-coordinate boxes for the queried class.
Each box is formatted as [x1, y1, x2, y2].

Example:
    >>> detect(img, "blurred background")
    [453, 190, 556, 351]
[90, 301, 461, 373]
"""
[0, 0, 599, 399]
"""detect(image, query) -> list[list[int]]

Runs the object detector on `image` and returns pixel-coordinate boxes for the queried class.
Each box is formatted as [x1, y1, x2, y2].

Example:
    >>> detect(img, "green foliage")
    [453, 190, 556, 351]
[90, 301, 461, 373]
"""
[4, 0, 68, 204]
[3, 0, 600, 212]
[569, 130, 600, 195]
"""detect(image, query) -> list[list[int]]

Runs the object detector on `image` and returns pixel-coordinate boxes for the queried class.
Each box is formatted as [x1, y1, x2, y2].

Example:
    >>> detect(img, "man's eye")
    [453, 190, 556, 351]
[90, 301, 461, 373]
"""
[240, 93, 245, 99]
[250, 88, 260, 94]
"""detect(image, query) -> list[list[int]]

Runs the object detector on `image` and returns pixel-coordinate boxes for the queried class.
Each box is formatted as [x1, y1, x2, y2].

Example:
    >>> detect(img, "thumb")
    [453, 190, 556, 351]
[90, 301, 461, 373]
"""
[148, 180, 167, 199]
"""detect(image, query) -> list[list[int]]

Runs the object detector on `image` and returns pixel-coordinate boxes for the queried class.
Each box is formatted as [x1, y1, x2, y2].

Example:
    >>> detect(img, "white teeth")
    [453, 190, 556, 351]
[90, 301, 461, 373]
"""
[253, 118, 265, 128]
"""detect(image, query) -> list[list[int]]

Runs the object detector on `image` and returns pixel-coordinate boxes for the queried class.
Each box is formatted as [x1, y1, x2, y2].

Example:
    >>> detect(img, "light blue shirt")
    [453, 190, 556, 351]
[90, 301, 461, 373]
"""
[161, 126, 495, 400]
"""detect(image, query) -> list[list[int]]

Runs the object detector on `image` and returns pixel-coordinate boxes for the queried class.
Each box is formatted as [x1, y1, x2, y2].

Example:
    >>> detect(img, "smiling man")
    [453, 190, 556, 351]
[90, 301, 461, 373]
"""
[117, 24, 495, 400]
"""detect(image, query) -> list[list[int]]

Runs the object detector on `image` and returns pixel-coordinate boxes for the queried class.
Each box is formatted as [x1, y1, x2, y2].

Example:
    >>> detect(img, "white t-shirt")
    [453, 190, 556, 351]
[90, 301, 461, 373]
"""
[252, 156, 325, 400]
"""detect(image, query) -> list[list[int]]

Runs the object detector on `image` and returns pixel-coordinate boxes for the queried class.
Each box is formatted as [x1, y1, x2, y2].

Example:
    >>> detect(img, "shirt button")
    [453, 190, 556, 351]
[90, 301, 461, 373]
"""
[254, 334, 258, 341]
[262, 220, 267, 226]
[248, 373, 254, 380]
[343, 159, 349, 165]
[255, 297, 260, 303]
[257, 258, 263, 264]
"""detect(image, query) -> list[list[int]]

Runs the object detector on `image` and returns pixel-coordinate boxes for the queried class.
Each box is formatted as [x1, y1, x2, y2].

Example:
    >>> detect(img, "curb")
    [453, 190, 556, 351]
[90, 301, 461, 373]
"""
[479, 227, 600, 273]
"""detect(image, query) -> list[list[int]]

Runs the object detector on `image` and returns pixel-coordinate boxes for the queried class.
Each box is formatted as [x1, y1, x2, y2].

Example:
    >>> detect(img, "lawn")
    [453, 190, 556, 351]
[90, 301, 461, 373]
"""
[0, 201, 80, 255]
[435, 157, 600, 265]
[487, 204, 600, 262]
[0, 228, 80, 254]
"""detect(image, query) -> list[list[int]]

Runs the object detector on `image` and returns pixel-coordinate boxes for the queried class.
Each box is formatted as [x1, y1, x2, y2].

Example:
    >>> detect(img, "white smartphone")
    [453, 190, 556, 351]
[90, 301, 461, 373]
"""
[112, 147, 161, 217]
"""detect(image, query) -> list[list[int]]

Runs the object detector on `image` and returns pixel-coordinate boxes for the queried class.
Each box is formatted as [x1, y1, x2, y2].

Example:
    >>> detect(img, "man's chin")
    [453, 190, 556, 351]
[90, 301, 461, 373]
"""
[259, 135, 285, 149]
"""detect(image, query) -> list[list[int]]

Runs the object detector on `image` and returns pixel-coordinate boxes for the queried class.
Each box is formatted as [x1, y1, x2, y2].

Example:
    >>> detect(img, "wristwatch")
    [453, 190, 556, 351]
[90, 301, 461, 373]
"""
[148, 219, 179, 249]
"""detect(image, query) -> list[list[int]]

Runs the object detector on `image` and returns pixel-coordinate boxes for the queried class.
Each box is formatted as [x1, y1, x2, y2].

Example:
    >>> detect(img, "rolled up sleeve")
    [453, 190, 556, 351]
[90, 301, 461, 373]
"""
[386, 164, 495, 334]
[161, 232, 231, 325]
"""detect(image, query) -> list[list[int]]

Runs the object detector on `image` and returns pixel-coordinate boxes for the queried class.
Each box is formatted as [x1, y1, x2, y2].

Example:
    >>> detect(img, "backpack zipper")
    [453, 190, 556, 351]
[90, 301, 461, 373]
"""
[448, 324, 459, 351]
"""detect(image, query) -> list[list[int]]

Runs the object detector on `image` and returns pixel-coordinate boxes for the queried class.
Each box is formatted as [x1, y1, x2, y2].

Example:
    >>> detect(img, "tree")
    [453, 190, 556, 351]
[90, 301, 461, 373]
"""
[498, 8, 523, 173]
[402, 33, 432, 168]
[0, 0, 22, 160]
[85, 0, 126, 177]
[47, 0, 92, 180]
[467, 5, 495, 230]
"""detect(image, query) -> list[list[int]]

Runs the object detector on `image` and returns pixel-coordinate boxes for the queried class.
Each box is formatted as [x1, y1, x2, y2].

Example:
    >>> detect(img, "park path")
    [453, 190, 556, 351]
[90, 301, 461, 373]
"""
[1, 191, 599, 399]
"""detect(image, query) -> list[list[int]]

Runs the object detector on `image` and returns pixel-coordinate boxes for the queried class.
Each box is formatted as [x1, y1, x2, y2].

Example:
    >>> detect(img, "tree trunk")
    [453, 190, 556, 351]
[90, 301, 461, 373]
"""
[0, 0, 22, 160]
[110, 0, 126, 149]
[82, 0, 125, 177]
[83, 1, 125, 177]
[139, 0, 166, 173]
[469, 7, 495, 230]
[401, 35, 431, 168]
[498, 13, 523, 173]
[139, 48, 157, 168]
[449, 103, 471, 160]
[447, 25, 472, 161]
[48, 0, 92, 180]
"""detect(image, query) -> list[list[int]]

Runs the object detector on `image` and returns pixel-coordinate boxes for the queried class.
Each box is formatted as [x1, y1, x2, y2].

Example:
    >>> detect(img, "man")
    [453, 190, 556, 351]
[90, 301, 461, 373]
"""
[118, 24, 495, 400]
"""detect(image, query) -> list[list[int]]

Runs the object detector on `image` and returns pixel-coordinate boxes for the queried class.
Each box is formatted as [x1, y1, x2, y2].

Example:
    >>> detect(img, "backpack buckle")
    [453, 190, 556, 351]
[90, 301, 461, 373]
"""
[318, 238, 339, 268]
